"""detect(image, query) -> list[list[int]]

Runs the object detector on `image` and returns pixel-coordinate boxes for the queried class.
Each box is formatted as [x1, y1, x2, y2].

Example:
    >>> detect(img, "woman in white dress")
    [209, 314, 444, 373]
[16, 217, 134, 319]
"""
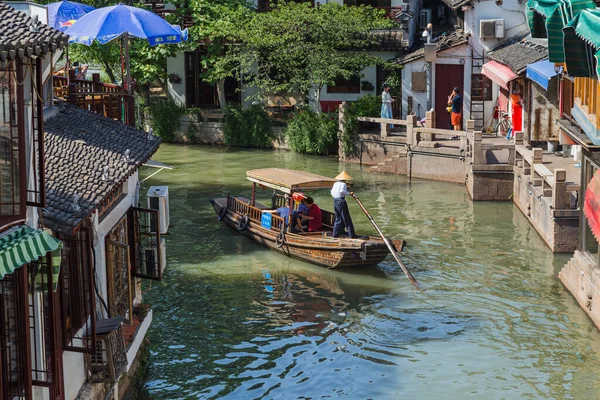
[381, 83, 394, 128]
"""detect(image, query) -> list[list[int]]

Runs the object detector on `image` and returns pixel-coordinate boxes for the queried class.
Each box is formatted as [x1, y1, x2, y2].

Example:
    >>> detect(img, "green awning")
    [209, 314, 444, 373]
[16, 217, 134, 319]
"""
[564, 9, 600, 77]
[0, 226, 63, 286]
[527, 0, 595, 62]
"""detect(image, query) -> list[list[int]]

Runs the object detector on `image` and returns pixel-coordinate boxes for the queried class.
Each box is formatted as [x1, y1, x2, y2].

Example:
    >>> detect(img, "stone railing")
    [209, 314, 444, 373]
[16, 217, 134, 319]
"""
[514, 144, 580, 214]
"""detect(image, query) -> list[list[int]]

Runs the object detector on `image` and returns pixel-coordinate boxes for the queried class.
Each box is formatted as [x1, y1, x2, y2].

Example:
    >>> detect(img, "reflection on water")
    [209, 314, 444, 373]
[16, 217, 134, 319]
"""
[141, 145, 600, 399]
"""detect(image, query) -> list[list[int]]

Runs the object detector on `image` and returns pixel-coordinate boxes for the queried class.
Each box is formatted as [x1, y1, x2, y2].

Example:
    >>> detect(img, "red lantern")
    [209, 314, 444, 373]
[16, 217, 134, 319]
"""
[292, 192, 306, 201]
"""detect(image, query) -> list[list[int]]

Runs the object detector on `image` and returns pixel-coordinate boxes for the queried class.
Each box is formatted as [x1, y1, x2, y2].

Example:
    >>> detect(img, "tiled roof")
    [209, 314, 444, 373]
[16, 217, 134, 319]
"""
[487, 38, 548, 75]
[393, 29, 470, 64]
[369, 29, 408, 51]
[0, 2, 69, 62]
[44, 105, 161, 233]
[441, 0, 472, 10]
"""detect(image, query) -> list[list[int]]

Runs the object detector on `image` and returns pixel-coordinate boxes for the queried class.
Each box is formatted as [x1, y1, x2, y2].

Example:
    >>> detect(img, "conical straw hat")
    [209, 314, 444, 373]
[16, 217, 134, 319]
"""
[335, 170, 352, 181]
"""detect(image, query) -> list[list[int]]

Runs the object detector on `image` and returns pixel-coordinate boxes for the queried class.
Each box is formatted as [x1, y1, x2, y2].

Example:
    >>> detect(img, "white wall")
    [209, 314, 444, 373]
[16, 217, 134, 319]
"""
[167, 52, 186, 106]
[62, 173, 140, 400]
[464, 0, 529, 53]
[319, 51, 399, 104]
[401, 44, 474, 121]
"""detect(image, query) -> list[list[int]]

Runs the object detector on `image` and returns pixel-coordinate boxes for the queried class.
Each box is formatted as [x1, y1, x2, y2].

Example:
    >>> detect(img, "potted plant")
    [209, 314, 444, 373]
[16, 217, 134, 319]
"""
[361, 80, 375, 91]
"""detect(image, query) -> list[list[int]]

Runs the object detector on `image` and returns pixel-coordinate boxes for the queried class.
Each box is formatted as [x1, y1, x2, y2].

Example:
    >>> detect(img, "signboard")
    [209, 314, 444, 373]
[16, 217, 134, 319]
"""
[261, 212, 272, 230]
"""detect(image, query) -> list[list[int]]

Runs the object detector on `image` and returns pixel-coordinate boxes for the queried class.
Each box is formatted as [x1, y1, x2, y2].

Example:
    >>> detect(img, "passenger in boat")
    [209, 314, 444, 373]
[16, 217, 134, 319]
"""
[331, 171, 357, 238]
[270, 206, 305, 233]
[303, 196, 322, 232]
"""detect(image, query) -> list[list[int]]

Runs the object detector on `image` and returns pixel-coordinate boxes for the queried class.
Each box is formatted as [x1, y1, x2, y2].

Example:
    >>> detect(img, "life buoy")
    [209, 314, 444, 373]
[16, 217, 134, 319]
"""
[276, 227, 286, 248]
[237, 215, 250, 231]
[218, 207, 228, 221]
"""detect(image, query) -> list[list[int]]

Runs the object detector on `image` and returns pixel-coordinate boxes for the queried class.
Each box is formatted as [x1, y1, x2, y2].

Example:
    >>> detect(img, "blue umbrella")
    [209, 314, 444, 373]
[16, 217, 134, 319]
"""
[64, 4, 188, 93]
[47, 0, 95, 32]
[64, 4, 188, 46]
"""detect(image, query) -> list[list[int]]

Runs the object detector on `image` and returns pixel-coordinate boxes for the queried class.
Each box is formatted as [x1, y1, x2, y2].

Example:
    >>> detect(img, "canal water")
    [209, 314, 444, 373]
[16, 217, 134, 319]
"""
[140, 144, 600, 399]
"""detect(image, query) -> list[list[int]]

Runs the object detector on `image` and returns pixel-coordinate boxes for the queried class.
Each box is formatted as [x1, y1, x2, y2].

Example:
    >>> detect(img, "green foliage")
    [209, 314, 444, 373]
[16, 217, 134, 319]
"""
[286, 109, 338, 155]
[148, 100, 186, 141]
[210, 1, 394, 108]
[223, 104, 273, 148]
[340, 95, 381, 156]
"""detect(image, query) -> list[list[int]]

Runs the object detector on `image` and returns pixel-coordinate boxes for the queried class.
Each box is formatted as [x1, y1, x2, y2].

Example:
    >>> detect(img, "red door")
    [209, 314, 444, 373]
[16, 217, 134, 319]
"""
[435, 64, 464, 129]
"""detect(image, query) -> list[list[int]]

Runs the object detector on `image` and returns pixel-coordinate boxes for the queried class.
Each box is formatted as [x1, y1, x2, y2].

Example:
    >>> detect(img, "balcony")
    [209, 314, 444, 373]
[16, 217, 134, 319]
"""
[570, 77, 600, 145]
[53, 72, 135, 126]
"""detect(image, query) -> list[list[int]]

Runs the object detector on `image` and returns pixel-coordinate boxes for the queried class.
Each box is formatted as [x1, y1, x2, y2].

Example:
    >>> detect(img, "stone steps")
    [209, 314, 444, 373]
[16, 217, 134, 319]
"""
[370, 151, 408, 174]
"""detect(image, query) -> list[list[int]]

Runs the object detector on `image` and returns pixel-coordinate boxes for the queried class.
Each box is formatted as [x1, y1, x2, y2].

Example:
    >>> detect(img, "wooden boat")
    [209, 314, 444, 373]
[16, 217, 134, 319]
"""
[210, 168, 406, 269]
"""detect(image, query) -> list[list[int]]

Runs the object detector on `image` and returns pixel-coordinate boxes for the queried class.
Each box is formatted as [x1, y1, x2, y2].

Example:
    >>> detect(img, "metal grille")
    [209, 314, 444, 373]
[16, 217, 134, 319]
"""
[28, 257, 56, 388]
[26, 58, 45, 208]
[106, 216, 133, 323]
[60, 228, 96, 353]
[130, 207, 163, 280]
[0, 268, 31, 400]
[86, 325, 127, 384]
[0, 60, 25, 225]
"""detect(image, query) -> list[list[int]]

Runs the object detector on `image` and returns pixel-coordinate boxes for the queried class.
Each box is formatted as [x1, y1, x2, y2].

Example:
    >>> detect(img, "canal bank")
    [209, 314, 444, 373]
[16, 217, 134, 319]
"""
[140, 145, 600, 399]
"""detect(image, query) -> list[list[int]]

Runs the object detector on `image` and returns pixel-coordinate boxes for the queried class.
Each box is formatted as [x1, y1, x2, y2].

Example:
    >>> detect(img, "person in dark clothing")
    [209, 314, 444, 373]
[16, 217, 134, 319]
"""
[331, 171, 357, 238]
[447, 87, 463, 131]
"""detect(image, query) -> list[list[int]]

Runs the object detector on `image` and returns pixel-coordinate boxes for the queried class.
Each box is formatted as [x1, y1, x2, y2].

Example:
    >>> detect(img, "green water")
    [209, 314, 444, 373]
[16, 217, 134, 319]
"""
[141, 144, 600, 399]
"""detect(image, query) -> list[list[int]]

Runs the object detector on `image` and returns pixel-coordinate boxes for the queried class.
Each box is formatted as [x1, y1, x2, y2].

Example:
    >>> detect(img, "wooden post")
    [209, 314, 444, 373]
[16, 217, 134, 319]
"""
[473, 131, 484, 165]
[552, 168, 567, 210]
[462, 119, 474, 154]
[423, 110, 435, 141]
[251, 182, 256, 205]
[406, 115, 418, 146]
[92, 73, 102, 92]
[68, 83, 77, 105]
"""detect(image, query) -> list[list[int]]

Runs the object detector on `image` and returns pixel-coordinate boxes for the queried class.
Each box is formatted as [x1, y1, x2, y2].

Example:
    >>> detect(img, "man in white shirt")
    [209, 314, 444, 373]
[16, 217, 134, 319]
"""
[331, 170, 356, 238]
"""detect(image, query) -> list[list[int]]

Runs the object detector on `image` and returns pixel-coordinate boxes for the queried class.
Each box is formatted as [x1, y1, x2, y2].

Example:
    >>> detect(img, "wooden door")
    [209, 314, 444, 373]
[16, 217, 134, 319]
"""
[435, 64, 464, 129]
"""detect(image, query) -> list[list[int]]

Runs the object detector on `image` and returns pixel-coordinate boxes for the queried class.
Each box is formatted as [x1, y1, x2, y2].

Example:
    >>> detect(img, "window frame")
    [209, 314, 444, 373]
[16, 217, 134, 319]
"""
[327, 75, 361, 94]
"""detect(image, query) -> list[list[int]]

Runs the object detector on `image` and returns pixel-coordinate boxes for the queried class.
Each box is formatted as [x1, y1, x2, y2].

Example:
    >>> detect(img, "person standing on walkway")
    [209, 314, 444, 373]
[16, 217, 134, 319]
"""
[447, 87, 462, 131]
[381, 83, 394, 129]
[331, 171, 356, 238]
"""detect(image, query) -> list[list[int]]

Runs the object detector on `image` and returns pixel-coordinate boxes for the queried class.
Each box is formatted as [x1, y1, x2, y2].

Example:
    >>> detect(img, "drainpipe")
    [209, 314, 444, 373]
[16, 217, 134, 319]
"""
[423, 24, 436, 113]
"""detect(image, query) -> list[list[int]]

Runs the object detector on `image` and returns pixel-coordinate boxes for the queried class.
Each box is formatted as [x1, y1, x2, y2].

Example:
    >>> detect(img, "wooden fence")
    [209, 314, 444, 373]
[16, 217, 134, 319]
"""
[53, 73, 134, 126]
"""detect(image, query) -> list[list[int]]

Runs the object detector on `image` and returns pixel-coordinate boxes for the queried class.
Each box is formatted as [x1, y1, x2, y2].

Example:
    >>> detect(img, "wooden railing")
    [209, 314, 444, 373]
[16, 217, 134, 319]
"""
[54, 73, 135, 126]
[227, 196, 286, 231]
[574, 76, 600, 129]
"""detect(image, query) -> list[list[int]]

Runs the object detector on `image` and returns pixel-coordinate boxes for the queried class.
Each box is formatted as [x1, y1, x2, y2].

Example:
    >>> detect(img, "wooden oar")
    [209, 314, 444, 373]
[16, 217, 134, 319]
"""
[350, 193, 419, 288]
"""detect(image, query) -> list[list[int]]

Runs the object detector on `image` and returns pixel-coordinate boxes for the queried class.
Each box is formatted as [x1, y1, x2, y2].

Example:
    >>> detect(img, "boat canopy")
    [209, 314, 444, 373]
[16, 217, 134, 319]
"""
[247, 168, 337, 194]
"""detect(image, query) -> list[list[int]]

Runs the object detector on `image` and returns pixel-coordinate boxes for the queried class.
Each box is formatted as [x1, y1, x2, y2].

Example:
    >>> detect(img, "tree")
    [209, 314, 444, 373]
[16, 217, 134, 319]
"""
[207, 1, 394, 111]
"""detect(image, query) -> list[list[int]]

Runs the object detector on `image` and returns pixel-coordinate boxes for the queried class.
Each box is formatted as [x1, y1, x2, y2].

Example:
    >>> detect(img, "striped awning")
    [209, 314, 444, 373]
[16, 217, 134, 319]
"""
[564, 9, 600, 77]
[527, 0, 595, 62]
[0, 226, 62, 284]
[482, 61, 518, 90]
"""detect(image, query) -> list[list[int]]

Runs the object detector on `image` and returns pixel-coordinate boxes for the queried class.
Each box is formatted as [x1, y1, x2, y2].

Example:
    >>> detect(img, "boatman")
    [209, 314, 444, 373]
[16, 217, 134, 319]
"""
[331, 171, 357, 238]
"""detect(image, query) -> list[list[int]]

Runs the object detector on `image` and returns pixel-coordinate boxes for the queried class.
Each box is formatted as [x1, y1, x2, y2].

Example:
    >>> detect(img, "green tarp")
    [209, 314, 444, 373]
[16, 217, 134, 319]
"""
[527, 0, 595, 62]
[0, 225, 62, 290]
[564, 9, 600, 77]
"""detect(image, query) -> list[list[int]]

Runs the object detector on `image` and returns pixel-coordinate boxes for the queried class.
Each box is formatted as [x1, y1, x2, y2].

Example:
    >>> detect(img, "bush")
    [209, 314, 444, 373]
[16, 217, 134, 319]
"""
[224, 104, 273, 148]
[340, 95, 381, 156]
[286, 109, 338, 155]
[148, 99, 186, 141]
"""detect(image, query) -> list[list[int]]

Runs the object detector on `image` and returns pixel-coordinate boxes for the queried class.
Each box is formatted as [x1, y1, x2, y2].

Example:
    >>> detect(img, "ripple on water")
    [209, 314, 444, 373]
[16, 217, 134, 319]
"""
[140, 146, 600, 400]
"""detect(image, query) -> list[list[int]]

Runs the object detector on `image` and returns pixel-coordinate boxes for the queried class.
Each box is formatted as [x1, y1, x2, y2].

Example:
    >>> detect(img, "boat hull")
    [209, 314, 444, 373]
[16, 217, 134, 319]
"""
[210, 197, 404, 269]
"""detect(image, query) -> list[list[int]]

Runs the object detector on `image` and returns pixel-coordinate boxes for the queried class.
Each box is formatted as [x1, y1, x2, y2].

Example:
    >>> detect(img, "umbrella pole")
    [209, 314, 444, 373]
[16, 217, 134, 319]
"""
[124, 32, 132, 95]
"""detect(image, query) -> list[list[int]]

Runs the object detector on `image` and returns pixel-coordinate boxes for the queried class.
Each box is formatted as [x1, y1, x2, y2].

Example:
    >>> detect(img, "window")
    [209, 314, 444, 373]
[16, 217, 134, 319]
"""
[129, 207, 164, 280]
[0, 267, 31, 400]
[60, 228, 95, 353]
[106, 216, 133, 323]
[327, 75, 361, 94]
[0, 60, 25, 226]
[471, 74, 493, 101]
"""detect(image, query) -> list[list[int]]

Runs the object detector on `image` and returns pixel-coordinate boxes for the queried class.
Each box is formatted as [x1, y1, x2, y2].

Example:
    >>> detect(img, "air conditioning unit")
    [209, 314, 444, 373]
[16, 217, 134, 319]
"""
[419, 9, 432, 29]
[147, 186, 170, 234]
[142, 237, 167, 277]
[479, 19, 505, 39]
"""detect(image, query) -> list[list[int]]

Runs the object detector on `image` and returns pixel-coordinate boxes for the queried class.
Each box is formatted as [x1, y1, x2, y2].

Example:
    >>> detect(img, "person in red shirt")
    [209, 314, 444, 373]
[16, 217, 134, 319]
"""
[303, 196, 322, 232]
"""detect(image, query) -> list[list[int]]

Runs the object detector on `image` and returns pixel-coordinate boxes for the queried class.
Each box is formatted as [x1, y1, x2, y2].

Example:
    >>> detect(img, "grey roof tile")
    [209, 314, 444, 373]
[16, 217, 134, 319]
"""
[393, 29, 470, 64]
[0, 2, 69, 62]
[487, 38, 549, 75]
[43, 104, 161, 233]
